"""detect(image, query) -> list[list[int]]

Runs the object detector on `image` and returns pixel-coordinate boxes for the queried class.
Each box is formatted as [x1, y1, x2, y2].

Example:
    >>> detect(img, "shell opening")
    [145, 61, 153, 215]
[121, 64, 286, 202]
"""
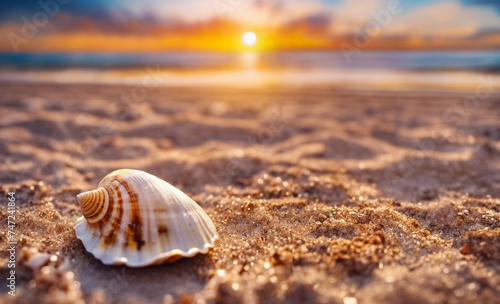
[77, 187, 110, 224]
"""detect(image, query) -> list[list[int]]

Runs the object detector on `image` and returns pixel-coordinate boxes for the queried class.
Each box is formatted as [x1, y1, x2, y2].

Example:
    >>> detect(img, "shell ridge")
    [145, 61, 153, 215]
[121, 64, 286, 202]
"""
[162, 181, 217, 250]
[182, 200, 209, 249]
[138, 172, 163, 263]
[188, 201, 217, 245]
[192, 207, 215, 245]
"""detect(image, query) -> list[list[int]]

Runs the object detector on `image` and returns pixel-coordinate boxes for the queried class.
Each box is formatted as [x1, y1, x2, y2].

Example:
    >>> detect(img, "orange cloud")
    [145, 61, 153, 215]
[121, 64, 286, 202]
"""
[1, 0, 500, 52]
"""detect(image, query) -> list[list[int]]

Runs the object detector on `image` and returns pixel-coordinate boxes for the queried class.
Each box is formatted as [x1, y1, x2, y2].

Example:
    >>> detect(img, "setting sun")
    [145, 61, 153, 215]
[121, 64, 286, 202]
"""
[242, 32, 257, 47]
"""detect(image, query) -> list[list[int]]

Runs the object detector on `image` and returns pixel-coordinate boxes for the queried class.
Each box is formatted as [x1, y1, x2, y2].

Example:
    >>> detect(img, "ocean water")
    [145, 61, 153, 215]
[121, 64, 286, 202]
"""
[0, 51, 499, 89]
[1, 51, 500, 71]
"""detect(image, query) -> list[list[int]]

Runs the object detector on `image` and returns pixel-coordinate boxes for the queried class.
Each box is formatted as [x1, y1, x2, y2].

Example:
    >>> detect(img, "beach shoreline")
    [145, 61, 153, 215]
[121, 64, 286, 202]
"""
[0, 68, 498, 93]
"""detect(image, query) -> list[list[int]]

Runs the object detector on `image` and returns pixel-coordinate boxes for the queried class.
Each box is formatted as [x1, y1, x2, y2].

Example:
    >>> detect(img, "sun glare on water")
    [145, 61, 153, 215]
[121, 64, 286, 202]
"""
[242, 32, 257, 47]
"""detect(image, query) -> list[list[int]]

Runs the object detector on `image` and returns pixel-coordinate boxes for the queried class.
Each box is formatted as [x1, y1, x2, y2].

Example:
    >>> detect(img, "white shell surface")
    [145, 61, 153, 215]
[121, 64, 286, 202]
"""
[75, 169, 217, 267]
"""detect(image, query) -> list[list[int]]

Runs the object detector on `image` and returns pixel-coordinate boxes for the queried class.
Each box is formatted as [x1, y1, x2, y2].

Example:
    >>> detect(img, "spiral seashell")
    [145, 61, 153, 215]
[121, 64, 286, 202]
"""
[75, 169, 217, 267]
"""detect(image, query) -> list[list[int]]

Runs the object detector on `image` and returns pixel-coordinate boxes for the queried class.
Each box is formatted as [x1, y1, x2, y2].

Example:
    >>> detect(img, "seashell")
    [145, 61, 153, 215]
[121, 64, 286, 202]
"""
[24, 249, 54, 274]
[75, 169, 217, 267]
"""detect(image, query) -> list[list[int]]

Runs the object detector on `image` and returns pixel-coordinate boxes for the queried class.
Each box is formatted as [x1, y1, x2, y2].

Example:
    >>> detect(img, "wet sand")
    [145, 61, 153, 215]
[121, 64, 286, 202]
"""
[0, 83, 500, 303]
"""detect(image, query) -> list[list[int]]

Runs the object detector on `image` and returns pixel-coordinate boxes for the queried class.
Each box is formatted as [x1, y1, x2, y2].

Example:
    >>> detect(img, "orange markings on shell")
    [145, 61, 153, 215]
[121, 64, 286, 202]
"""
[75, 169, 217, 267]
[77, 188, 109, 224]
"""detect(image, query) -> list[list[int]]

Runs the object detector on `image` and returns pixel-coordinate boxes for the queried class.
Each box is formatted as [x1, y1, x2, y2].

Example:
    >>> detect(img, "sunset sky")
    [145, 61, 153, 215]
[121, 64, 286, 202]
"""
[1, 0, 500, 52]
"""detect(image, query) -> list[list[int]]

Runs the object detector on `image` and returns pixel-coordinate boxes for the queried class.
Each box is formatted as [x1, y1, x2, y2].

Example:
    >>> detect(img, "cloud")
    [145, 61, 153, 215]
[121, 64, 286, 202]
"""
[328, 0, 386, 36]
[461, 0, 500, 12]
[327, 0, 500, 39]
[282, 13, 331, 37]
[387, 1, 500, 38]
[1, 0, 500, 51]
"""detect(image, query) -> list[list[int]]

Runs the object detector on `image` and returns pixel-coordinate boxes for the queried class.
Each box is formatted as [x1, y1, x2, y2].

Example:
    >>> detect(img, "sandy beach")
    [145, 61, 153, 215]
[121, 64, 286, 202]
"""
[1, 82, 500, 303]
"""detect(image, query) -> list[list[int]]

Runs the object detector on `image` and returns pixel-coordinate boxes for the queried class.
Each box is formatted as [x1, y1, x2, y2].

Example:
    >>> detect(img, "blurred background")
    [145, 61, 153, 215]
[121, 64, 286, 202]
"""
[1, 0, 499, 89]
